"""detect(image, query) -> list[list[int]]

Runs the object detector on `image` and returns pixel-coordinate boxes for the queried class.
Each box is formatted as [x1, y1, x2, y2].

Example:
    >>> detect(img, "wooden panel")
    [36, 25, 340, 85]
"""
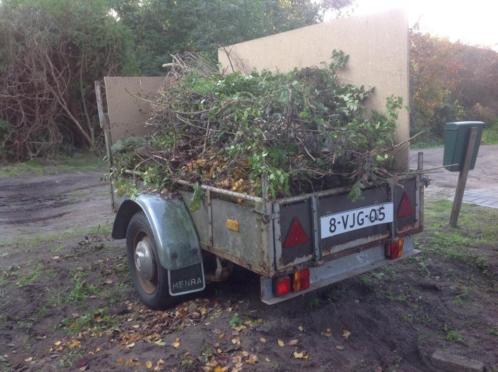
[104, 76, 165, 143]
[218, 10, 410, 169]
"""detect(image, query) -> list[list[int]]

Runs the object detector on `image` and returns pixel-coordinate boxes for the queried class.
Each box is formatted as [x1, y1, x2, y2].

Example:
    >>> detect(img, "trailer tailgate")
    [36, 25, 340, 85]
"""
[275, 176, 421, 271]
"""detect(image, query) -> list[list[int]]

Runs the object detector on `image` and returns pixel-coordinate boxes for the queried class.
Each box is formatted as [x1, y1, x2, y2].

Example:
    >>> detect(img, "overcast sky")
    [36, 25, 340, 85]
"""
[341, 0, 498, 50]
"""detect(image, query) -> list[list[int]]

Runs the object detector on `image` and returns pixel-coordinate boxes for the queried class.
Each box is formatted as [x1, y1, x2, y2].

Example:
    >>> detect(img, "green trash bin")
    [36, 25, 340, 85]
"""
[443, 121, 484, 172]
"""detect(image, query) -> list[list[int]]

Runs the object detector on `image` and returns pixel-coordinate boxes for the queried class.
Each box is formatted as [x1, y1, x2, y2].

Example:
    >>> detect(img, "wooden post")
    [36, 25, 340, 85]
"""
[95, 80, 116, 212]
[417, 152, 424, 228]
[449, 127, 478, 227]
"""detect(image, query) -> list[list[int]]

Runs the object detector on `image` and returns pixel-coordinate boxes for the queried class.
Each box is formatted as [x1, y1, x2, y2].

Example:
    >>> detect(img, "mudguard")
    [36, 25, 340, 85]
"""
[112, 194, 203, 272]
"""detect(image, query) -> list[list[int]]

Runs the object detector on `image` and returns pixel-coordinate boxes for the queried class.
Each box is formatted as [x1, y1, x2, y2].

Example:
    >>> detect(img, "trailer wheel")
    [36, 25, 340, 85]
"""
[126, 212, 177, 310]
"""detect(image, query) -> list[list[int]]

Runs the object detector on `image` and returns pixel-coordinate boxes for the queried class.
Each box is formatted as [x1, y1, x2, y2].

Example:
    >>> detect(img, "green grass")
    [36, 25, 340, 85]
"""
[228, 312, 243, 328]
[482, 126, 498, 144]
[16, 263, 44, 287]
[0, 224, 112, 249]
[61, 307, 116, 334]
[0, 152, 106, 178]
[66, 271, 99, 303]
[411, 138, 443, 149]
[417, 199, 498, 271]
[442, 323, 464, 343]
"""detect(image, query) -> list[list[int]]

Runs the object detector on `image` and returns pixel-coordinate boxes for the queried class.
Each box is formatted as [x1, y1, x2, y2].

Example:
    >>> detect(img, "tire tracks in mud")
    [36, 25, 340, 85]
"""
[0, 171, 114, 242]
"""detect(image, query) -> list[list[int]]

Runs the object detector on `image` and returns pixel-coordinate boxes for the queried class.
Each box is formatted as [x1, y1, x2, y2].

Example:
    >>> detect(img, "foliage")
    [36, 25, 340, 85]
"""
[110, 0, 352, 75]
[0, 0, 137, 160]
[410, 31, 498, 143]
[482, 119, 498, 145]
[112, 52, 402, 199]
[0, 0, 351, 160]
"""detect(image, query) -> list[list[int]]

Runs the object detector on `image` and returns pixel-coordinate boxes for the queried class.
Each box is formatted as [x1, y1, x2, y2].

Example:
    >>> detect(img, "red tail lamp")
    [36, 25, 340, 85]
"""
[386, 239, 404, 259]
[274, 276, 291, 297]
[283, 218, 309, 249]
[397, 192, 414, 218]
[274, 268, 311, 297]
[292, 268, 310, 292]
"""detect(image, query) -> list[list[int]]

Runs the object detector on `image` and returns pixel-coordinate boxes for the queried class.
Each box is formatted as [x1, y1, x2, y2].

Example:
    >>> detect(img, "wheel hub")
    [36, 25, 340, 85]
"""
[135, 239, 155, 281]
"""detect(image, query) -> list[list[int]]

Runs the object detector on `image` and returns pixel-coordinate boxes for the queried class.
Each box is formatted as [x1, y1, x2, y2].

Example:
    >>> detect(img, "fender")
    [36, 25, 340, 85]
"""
[112, 193, 203, 271]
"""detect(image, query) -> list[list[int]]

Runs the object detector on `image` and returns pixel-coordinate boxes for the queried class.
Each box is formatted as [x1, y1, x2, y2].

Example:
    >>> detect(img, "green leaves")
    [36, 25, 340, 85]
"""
[114, 50, 402, 199]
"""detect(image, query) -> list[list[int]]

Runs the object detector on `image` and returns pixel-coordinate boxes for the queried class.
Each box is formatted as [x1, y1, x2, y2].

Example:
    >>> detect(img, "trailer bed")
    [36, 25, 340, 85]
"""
[179, 173, 423, 279]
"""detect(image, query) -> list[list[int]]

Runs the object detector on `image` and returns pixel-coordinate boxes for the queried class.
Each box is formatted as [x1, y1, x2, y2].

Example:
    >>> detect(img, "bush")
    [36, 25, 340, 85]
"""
[410, 32, 498, 144]
[0, 0, 137, 160]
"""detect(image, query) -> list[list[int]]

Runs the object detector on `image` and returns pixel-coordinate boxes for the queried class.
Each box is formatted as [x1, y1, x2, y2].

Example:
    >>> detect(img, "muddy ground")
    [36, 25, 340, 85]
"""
[1, 154, 498, 371]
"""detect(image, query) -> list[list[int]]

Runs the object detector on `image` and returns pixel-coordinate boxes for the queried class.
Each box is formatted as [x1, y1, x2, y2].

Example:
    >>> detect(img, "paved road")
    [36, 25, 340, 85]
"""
[410, 144, 498, 208]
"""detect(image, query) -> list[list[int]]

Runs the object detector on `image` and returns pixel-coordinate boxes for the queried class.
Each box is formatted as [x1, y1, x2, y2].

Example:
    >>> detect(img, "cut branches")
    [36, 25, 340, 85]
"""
[112, 51, 403, 199]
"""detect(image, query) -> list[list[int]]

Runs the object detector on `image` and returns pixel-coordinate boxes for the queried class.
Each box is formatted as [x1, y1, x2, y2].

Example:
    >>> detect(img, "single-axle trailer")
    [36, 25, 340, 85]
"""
[110, 167, 425, 309]
[98, 11, 420, 309]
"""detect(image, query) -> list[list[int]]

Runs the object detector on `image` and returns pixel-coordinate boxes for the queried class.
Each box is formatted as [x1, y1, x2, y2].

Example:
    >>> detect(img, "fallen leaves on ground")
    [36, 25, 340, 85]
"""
[172, 338, 181, 348]
[67, 339, 81, 349]
[288, 339, 299, 346]
[321, 328, 333, 337]
[292, 351, 309, 360]
[342, 329, 351, 340]
[115, 298, 223, 350]
[231, 337, 241, 346]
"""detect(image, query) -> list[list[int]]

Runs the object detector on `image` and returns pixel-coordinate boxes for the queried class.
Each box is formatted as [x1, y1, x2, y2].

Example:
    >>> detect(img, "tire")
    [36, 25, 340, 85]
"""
[126, 212, 177, 310]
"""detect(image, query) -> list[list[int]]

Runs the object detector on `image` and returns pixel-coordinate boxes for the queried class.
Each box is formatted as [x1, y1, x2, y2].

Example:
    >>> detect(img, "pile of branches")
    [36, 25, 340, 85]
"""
[112, 51, 403, 200]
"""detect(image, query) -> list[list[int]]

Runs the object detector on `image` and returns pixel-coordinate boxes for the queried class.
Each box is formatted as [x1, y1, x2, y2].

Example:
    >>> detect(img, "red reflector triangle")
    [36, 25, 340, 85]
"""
[397, 192, 413, 218]
[283, 218, 309, 249]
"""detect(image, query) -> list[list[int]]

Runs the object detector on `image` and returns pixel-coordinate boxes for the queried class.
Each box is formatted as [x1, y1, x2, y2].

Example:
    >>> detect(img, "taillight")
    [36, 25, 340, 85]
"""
[274, 276, 291, 297]
[385, 239, 404, 259]
[283, 217, 309, 249]
[397, 191, 413, 218]
[273, 268, 311, 297]
[292, 268, 310, 291]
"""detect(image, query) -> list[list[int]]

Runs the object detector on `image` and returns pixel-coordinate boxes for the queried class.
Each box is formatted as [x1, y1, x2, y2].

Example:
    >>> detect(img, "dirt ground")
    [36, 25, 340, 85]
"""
[1, 153, 498, 371]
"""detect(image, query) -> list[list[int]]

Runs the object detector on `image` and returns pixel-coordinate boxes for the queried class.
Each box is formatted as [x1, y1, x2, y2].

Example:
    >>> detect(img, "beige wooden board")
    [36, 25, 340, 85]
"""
[104, 76, 165, 144]
[218, 10, 410, 169]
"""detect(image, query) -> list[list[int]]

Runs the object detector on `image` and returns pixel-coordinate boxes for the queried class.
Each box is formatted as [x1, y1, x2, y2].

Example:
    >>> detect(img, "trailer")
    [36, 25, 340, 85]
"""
[108, 160, 424, 308]
[96, 10, 425, 309]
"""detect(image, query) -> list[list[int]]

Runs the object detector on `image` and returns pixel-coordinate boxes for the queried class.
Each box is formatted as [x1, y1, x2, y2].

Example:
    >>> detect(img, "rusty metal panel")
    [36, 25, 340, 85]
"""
[276, 199, 314, 268]
[104, 76, 165, 143]
[394, 177, 418, 231]
[181, 191, 272, 276]
[211, 198, 270, 275]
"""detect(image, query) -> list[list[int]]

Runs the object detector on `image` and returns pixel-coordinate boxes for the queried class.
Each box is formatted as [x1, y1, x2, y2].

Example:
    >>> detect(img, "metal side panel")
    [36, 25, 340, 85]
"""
[261, 236, 418, 305]
[181, 191, 273, 276]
